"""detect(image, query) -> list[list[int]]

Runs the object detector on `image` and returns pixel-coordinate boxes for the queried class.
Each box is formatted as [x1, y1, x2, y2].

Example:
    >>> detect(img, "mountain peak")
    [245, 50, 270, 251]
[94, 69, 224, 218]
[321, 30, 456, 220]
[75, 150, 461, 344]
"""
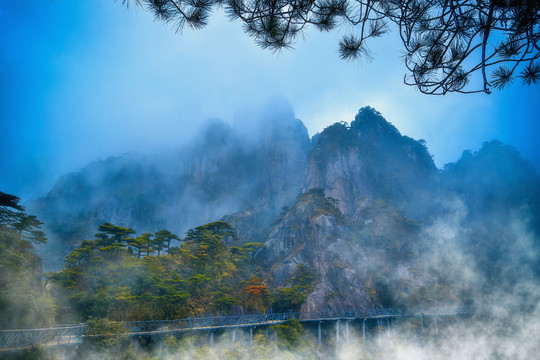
[350, 106, 401, 138]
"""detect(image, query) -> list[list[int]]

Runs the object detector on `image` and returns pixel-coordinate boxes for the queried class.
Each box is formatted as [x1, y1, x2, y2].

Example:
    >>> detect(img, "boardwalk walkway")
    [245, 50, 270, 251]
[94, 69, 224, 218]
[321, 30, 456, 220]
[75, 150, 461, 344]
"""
[0, 324, 84, 352]
[0, 307, 474, 351]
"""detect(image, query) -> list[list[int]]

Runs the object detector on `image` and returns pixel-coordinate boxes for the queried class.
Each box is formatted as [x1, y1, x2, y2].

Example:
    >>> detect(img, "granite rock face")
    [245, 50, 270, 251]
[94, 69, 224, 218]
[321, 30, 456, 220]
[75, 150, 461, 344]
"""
[31, 100, 312, 266]
[305, 107, 437, 221]
[31, 105, 540, 311]
[259, 189, 372, 311]
[256, 108, 539, 311]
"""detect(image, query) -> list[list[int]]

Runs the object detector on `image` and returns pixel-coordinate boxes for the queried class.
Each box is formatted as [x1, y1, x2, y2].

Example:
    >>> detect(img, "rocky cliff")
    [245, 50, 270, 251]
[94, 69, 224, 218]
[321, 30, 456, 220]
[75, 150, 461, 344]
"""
[258, 122, 540, 310]
[31, 100, 311, 265]
[31, 104, 540, 311]
[259, 107, 440, 310]
[305, 107, 437, 220]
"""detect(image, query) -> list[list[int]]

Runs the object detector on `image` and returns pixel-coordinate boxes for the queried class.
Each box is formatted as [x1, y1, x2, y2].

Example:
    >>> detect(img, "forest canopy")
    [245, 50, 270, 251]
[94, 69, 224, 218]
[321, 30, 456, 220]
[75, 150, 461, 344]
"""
[0, 191, 52, 329]
[47, 221, 312, 323]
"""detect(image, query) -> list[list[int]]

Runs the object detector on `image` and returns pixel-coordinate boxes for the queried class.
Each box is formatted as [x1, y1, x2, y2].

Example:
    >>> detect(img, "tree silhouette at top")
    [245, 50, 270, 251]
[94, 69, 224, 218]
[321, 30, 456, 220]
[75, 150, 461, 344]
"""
[121, 0, 539, 94]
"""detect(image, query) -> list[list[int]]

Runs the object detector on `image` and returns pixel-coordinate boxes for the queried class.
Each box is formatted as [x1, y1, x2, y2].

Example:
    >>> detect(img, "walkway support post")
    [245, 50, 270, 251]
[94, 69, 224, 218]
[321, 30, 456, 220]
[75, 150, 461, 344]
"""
[346, 320, 350, 345]
[362, 319, 366, 343]
[0, 308, 476, 351]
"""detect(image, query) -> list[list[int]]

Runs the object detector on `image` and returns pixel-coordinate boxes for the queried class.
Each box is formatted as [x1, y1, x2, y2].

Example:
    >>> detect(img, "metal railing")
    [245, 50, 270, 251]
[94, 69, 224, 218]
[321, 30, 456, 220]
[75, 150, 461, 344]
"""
[120, 307, 474, 334]
[0, 307, 475, 350]
[0, 324, 84, 351]
[122, 312, 296, 334]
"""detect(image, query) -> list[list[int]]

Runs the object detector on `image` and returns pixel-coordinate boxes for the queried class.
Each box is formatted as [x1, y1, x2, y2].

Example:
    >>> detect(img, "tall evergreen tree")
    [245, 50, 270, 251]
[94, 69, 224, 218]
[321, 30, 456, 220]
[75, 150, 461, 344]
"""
[0, 191, 53, 329]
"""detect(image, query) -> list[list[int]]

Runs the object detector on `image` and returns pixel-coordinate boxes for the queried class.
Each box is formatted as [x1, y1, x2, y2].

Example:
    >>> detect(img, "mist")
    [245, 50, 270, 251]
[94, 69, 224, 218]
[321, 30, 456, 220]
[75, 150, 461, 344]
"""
[39, 180, 540, 358]
[1, 1, 540, 359]
[2, 2, 540, 200]
[1, 102, 539, 360]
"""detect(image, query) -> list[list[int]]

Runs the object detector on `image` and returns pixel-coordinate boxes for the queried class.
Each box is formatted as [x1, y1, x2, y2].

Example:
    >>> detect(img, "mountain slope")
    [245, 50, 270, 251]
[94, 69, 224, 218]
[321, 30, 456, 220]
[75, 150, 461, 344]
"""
[31, 102, 311, 267]
[30, 105, 540, 312]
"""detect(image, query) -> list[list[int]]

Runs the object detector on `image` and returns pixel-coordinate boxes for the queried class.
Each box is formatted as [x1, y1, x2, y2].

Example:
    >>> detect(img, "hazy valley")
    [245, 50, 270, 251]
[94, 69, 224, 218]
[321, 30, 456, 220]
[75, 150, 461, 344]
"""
[30, 103, 540, 311]
[2, 103, 539, 359]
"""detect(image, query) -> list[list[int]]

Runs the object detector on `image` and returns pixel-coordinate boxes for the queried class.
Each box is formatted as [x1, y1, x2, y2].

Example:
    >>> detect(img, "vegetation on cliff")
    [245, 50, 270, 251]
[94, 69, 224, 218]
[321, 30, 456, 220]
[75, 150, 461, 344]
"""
[0, 191, 54, 329]
[46, 220, 316, 324]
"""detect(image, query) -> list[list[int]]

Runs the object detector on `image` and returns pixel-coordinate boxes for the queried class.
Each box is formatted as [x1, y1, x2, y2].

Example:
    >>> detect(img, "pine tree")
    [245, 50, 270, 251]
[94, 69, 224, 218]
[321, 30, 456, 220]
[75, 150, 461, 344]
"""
[121, 0, 540, 94]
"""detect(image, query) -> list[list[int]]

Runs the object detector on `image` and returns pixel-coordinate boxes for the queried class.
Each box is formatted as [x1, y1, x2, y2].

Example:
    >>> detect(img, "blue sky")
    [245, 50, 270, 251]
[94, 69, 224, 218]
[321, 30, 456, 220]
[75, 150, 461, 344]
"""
[1, 1, 539, 199]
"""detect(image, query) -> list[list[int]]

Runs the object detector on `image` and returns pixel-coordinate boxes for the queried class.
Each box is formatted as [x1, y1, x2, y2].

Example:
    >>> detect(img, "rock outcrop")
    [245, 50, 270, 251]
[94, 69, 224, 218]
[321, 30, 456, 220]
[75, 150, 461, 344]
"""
[31, 104, 540, 311]
[305, 107, 437, 220]
[31, 99, 312, 266]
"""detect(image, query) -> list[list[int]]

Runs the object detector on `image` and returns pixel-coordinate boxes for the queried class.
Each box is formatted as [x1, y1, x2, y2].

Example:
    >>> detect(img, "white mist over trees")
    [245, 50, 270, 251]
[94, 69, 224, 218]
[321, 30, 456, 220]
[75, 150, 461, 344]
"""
[1, 102, 539, 359]
[0, 192, 54, 329]
[30, 104, 540, 312]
